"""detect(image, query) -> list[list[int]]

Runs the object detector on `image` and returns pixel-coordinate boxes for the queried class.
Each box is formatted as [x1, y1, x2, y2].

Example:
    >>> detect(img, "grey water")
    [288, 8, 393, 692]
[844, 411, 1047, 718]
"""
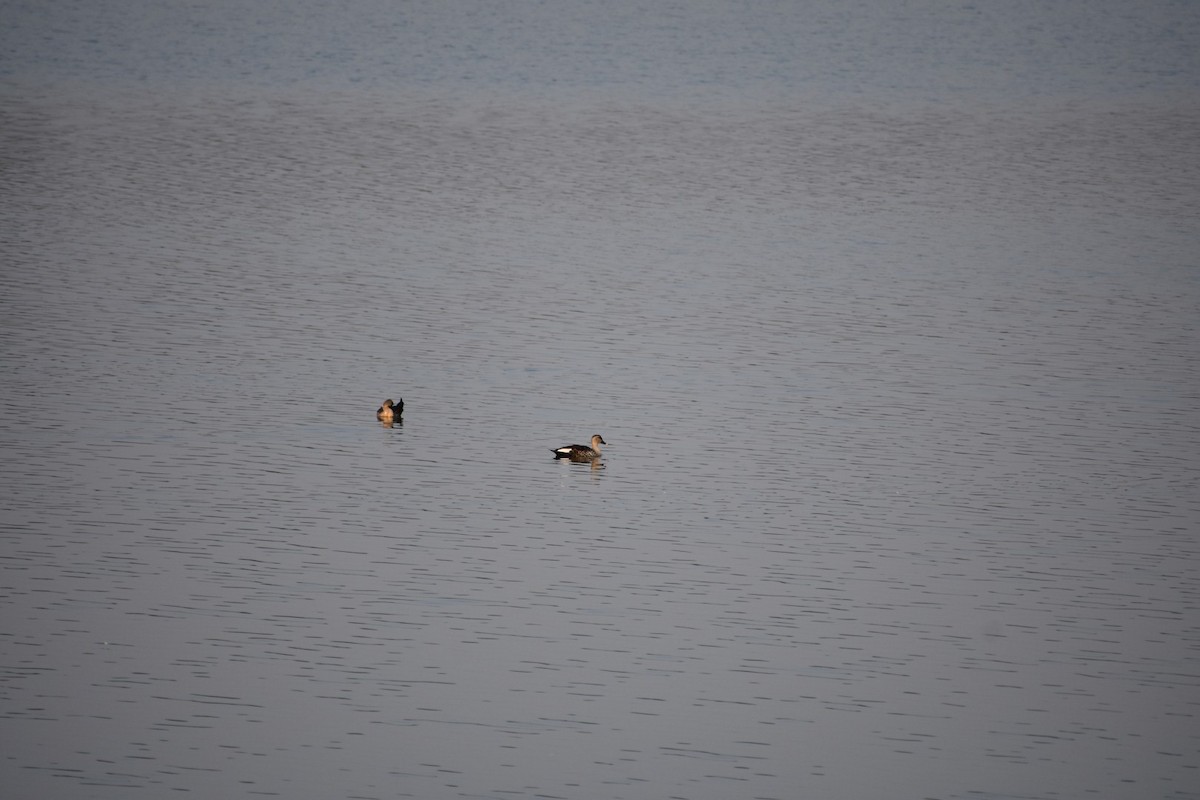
[2, 2, 1199, 799]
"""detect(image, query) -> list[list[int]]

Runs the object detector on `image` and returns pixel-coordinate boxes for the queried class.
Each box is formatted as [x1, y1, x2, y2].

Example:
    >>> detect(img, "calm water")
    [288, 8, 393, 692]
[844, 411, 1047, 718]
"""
[3, 2, 1199, 799]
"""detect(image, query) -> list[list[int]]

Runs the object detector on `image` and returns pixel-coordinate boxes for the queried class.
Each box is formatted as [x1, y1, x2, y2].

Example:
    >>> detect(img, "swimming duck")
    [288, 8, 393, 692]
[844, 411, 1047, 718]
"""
[552, 434, 607, 461]
[377, 398, 403, 422]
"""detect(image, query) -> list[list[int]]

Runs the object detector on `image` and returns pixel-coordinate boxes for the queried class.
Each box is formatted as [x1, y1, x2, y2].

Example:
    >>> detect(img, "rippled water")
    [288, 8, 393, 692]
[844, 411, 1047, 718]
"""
[3, 3, 1200, 799]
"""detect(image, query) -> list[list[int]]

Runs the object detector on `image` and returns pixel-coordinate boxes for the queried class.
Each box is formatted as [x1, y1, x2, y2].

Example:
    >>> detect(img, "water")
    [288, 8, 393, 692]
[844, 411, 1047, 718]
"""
[2, 2, 1199, 799]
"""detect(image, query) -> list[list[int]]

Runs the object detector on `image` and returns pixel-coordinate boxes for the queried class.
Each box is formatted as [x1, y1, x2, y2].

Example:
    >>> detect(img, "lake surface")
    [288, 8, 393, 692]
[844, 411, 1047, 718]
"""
[2, 2, 1199, 799]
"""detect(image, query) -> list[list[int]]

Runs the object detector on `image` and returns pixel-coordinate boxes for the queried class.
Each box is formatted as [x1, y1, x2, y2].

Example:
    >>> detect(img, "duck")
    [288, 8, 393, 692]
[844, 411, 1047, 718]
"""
[376, 398, 403, 422]
[552, 434, 607, 461]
